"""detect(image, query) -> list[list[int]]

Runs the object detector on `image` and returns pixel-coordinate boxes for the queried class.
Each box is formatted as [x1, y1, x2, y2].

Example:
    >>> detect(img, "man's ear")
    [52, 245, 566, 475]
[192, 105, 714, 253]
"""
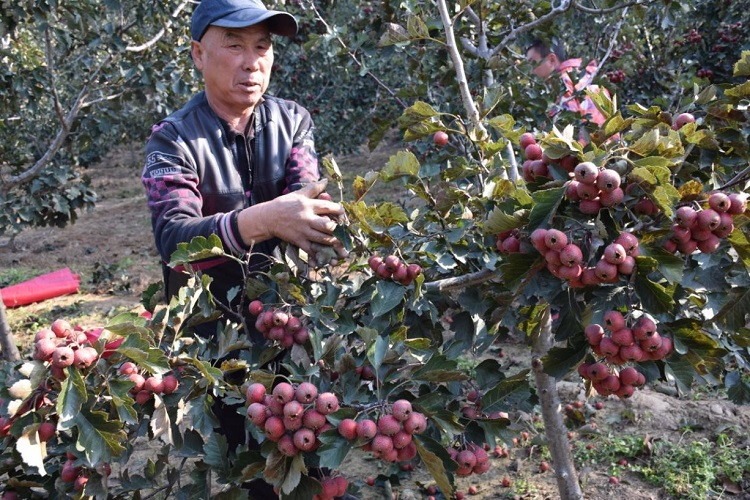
[190, 41, 204, 70]
[547, 53, 559, 66]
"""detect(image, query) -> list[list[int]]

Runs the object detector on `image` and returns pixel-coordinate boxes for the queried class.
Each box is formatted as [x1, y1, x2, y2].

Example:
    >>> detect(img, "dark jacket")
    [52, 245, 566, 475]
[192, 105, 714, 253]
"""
[142, 92, 319, 329]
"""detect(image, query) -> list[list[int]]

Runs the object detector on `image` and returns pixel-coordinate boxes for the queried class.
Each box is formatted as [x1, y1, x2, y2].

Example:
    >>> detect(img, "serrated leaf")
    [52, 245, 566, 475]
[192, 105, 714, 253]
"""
[204, 433, 230, 470]
[321, 155, 342, 182]
[527, 187, 566, 230]
[412, 354, 469, 382]
[714, 287, 750, 331]
[499, 253, 541, 289]
[169, 234, 226, 268]
[484, 208, 528, 235]
[380, 150, 420, 181]
[414, 435, 455, 498]
[57, 367, 87, 428]
[631, 156, 675, 169]
[481, 370, 535, 414]
[73, 408, 127, 465]
[629, 129, 660, 156]
[725, 80, 750, 99]
[541, 346, 587, 379]
[603, 113, 632, 138]
[726, 372, 750, 404]
[371, 280, 405, 317]
[733, 51, 750, 77]
[378, 23, 410, 47]
[316, 432, 353, 470]
[280, 454, 305, 495]
[406, 15, 429, 38]
[634, 274, 675, 314]
[368, 333, 389, 369]
[728, 222, 750, 268]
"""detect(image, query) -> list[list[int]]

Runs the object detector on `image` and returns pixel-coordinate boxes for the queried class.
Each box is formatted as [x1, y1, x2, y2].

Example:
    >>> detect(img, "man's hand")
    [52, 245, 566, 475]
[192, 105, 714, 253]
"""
[237, 179, 348, 262]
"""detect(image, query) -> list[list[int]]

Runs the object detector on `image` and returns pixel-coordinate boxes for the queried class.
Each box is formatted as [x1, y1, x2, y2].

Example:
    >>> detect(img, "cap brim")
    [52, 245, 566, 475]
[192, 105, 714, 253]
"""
[211, 10, 298, 37]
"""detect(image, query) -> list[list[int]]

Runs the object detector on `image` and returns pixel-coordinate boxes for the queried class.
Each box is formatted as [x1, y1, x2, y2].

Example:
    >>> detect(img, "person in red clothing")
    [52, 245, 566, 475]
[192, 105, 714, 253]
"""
[526, 38, 610, 128]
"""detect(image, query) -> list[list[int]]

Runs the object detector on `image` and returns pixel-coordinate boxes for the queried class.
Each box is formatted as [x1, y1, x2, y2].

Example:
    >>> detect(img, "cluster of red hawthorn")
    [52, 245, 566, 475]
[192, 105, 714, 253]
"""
[606, 69, 627, 84]
[248, 300, 310, 347]
[564, 162, 624, 213]
[118, 361, 180, 405]
[449, 443, 491, 477]
[336, 399, 426, 464]
[529, 229, 639, 286]
[518, 132, 578, 183]
[665, 191, 747, 255]
[578, 311, 673, 399]
[367, 254, 422, 286]
[245, 382, 351, 499]
[245, 381, 338, 456]
[32, 319, 102, 378]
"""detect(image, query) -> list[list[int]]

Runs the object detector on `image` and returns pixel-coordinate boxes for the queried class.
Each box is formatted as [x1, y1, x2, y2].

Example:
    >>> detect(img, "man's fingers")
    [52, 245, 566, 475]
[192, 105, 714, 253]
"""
[297, 179, 329, 199]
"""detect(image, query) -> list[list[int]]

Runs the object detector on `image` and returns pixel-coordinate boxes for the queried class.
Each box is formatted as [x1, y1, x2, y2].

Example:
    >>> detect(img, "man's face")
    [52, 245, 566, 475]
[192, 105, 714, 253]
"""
[191, 24, 274, 115]
[526, 48, 558, 80]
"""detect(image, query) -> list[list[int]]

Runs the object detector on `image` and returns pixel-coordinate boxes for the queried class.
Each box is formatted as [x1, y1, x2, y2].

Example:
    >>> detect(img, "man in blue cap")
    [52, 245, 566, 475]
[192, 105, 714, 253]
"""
[142, 0, 350, 498]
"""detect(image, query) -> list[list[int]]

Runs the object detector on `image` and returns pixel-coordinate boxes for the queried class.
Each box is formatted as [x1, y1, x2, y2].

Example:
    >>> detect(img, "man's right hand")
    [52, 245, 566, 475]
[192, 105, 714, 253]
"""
[237, 179, 348, 262]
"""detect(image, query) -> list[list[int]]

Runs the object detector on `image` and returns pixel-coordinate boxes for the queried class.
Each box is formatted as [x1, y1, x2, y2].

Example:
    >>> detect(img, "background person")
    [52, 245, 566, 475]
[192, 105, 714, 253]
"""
[526, 37, 610, 128]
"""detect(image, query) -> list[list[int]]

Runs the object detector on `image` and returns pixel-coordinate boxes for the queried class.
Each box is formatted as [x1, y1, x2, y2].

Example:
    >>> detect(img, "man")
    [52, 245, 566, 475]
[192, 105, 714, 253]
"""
[141, 0, 348, 497]
[526, 38, 609, 127]
[142, 0, 346, 338]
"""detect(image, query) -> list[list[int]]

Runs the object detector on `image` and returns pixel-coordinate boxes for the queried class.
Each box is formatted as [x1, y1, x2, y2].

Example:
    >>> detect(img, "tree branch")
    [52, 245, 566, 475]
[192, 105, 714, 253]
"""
[126, 0, 192, 52]
[0, 53, 113, 191]
[436, 0, 486, 137]
[573, 0, 650, 14]
[306, 0, 407, 109]
[423, 268, 498, 293]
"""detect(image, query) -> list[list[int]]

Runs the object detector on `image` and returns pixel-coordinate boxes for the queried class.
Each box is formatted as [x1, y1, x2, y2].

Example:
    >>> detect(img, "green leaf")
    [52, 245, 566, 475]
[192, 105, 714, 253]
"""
[316, 431, 353, 470]
[73, 407, 127, 465]
[168, 234, 226, 268]
[484, 208, 528, 236]
[414, 434, 455, 498]
[499, 253, 541, 289]
[398, 101, 440, 128]
[204, 433, 230, 471]
[725, 80, 750, 99]
[380, 150, 420, 181]
[368, 333, 389, 369]
[378, 23, 411, 47]
[541, 346, 587, 379]
[714, 287, 750, 331]
[629, 129, 660, 157]
[631, 156, 675, 169]
[726, 371, 750, 404]
[634, 274, 676, 314]
[733, 50, 750, 77]
[406, 15, 430, 38]
[728, 224, 750, 268]
[371, 281, 406, 317]
[412, 354, 469, 382]
[481, 370, 536, 414]
[527, 187, 566, 230]
[603, 112, 633, 139]
[57, 367, 87, 428]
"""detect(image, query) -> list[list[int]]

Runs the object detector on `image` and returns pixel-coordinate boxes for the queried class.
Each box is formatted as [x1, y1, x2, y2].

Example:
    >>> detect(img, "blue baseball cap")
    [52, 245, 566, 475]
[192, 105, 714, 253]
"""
[191, 0, 298, 41]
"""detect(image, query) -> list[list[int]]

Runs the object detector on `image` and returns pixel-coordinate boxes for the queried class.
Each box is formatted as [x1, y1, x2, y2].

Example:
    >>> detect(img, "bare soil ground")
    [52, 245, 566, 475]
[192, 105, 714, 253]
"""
[2, 142, 750, 499]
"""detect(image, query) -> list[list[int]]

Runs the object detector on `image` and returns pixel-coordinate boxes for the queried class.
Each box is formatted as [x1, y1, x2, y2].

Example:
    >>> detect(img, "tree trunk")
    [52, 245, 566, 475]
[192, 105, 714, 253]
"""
[0, 292, 21, 362]
[531, 306, 583, 500]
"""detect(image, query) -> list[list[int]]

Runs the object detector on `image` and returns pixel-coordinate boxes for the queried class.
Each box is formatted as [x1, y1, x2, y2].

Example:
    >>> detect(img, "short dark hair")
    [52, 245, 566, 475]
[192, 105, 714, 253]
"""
[527, 37, 566, 62]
